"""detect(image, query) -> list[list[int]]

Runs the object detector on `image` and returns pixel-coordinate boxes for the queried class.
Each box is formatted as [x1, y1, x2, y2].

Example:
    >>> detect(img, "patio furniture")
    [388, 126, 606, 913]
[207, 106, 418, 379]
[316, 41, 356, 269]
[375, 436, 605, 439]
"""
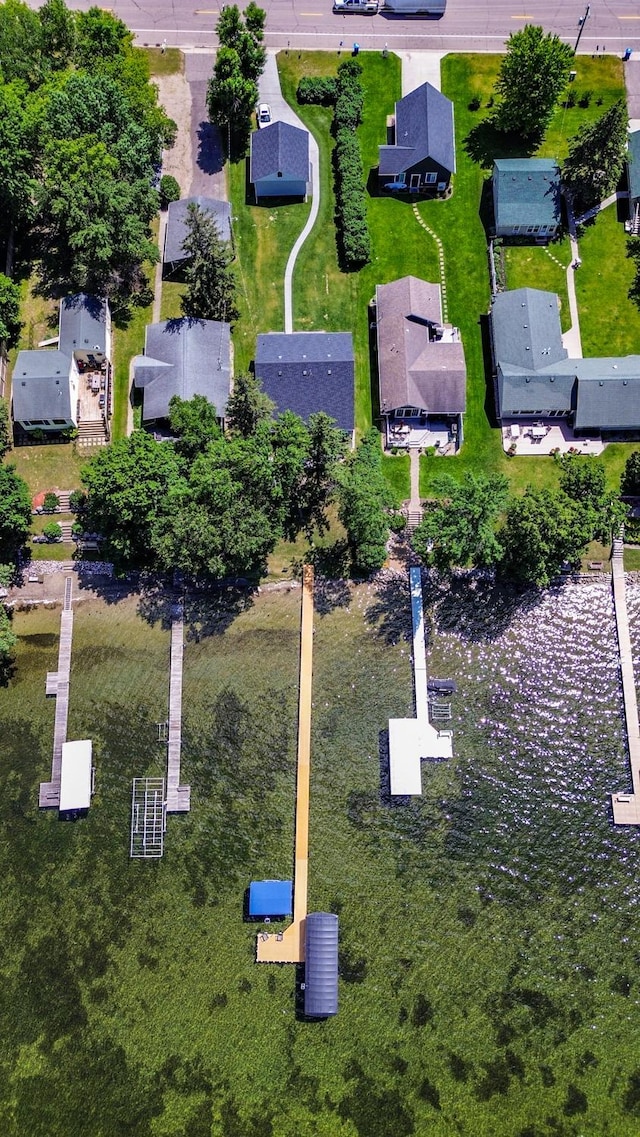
[509, 424, 520, 440]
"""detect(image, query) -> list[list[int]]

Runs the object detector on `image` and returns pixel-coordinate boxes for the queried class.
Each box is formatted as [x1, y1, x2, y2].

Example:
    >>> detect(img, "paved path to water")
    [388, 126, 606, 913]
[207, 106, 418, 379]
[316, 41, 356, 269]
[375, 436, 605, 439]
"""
[610, 538, 640, 824]
[39, 576, 74, 808]
[257, 564, 313, 963]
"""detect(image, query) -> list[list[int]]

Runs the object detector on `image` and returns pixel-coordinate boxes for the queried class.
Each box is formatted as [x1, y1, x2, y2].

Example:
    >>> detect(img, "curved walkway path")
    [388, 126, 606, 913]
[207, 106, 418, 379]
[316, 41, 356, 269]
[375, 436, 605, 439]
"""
[259, 51, 320, 333]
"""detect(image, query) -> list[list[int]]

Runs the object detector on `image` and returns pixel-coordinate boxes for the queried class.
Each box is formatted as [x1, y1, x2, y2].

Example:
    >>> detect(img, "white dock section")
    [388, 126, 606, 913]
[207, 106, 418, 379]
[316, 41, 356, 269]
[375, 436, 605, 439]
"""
[165, 604, 191, 813]
[610, 539, 640, 824]
[39, 576, 75, 808]
[388, 567, 453, 796]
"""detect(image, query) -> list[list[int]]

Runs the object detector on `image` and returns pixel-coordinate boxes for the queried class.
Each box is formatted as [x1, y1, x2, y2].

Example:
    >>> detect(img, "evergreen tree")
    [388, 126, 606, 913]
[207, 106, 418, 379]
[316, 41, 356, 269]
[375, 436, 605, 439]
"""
[0, 400, 11, 458]
[621, 450, 640, 497]
[0, 275, 22, 348]
[180, 202, 238, 323]
[225, 372, 274, 438]
[492, 25, 573, 141]
[563, 101, 629, 211]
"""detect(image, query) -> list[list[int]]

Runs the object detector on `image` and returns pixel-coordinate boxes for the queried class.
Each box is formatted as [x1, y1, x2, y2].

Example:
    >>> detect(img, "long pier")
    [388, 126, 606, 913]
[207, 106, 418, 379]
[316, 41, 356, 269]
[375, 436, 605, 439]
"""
[257, 565, 314, 963]
[165, 603, 190, 813]
[39, 576, 74, 808]
[610, 538, 640, 824]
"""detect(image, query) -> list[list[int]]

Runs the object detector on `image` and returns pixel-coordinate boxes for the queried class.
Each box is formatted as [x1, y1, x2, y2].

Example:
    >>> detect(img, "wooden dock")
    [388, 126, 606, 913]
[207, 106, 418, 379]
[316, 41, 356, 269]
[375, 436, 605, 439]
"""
[39, 576, 74, 808]
[610, 539, 640, 824]
[165, 604, 190, 813]
[257, 565, 314, 964]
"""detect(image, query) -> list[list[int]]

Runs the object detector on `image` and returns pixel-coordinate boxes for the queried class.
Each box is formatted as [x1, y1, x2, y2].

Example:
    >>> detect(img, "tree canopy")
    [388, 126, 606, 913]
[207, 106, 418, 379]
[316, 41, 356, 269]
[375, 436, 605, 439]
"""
[412, 472, 509, 573]
[621, 450, 640, 497]
[338, 429, 392, 576]
[0, 276, 22, 348]
[226, 373, 275, 438]
[207, 4, 266, 155]
[492, 25, 573, 141]
[498, 486, 594, 587]
[180, 202, 239, 324]
[0, 464, 31, 561]
[563, 100, 629, 212]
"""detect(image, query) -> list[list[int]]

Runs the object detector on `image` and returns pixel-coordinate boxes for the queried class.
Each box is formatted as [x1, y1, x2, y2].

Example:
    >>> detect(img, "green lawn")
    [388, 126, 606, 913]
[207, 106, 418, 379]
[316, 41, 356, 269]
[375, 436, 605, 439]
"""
[142, 46, 183, 77]
[502, 240, 572, 331]
[229, 144, 312, 374]
[159, 280, 185, 321]
[381, 452, 411, 504]
[9, 443, 85, 499]
[575, 204, 640, 356]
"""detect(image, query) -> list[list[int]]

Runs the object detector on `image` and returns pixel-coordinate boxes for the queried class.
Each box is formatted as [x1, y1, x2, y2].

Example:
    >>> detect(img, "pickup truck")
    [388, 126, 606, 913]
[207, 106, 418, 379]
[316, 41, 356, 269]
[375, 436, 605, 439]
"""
[333, 0, 378, 12]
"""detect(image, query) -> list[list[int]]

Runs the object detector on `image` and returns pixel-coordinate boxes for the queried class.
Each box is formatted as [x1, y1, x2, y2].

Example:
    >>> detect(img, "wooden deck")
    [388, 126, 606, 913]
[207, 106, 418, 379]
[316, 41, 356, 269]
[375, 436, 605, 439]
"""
[610, 540, 640, 824]
[165, 605, 190, 813]
[257, 565, 314, 964]
[39, 577, 74, 808]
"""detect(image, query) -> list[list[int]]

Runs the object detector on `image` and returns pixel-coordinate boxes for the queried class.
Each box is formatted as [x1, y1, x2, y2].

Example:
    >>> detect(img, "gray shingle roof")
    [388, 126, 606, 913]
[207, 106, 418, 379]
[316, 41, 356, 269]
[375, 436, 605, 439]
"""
[133, 318, 231, 422]
[12, 350, 73, 421]
[493, 158, 561, 230]
[378, 82, 455, 177]
[491, 288, 567, 371]
[254, 332, 354, 433]
[164, 197, 232, 266]
[574, 362, 640, 430]
[59, 293, 108, 356]
[628, 130, 640, 204]
[376, 277, 466, 414]
[250, 121, 310, 183]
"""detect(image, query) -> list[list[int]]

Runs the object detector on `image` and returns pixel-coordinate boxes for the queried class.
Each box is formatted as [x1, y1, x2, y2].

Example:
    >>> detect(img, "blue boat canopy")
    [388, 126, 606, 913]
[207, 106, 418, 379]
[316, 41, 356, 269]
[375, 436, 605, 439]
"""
[249, 880, 293, 918]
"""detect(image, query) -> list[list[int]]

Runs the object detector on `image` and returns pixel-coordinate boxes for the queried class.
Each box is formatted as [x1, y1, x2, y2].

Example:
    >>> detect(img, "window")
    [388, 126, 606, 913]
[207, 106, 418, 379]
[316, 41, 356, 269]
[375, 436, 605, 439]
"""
[53, 419, 67, 425]
[437, 182, 446, 193]
[511, 226, 520, 234]
[532, 226, 540, 234]
[527, 226, 535, 234]
[425, 172, 437, 185]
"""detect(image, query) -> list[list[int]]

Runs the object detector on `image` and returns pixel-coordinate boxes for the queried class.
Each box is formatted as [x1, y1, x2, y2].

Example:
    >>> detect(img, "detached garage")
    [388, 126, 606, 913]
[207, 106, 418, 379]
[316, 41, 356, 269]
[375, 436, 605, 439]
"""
[250, 121, 311, 202]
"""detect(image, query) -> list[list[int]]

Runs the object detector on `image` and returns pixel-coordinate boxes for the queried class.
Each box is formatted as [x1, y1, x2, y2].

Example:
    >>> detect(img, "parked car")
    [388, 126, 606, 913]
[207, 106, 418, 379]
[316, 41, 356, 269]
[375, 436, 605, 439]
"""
[258, 103, 272, 127]
[333, 0, 378, 11]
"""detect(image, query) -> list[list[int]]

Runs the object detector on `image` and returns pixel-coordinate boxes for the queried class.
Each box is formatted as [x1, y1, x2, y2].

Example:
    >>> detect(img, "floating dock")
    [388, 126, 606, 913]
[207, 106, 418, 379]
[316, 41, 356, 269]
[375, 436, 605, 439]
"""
[257, 565, 314, 963]
[388, 566, 453, 796]
[610, 538, 640, 824]
[39, 576, 75, 808]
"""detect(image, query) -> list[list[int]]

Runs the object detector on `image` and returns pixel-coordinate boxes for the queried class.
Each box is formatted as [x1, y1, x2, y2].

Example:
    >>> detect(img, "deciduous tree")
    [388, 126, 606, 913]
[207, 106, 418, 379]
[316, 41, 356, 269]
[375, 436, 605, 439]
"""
[412, 472, 508, 573]
[0, 401, 11, 458]
[563, 101, 629, 211]
[0, 464, 31, 560]
[207, 45, 258, 157]
[338, 429, 391, 576]
[180, 202, 238, 323]
[621, 450, 640, 497]
[498, 486, 593, 587]
[492, 25, 573, 141]
[82, 431, 181, 567]
[38, 0, 76, 71]
[0, 275, 22, 348]
[169, 394, 221, 463]
[0, 0, 43, 87]
[0, 605, 17, 661]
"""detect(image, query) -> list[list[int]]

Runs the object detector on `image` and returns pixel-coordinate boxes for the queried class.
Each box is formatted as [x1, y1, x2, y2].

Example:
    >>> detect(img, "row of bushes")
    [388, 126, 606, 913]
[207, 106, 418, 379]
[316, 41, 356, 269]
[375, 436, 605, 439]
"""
[297, 61, 371, 270]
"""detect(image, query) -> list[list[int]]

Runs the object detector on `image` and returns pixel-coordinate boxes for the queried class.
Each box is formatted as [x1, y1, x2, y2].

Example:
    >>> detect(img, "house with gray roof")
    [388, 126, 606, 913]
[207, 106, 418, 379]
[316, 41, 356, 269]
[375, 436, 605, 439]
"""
[375, 276, 466, 451]
[250, 122, 311, 202]
[627, 130, 640, 233]
[492, 158, 562, 239]
[491, 287, 640, 434]
[163, 196, 232, 278]
[254, 332, 354, 437]
[132, 318, 231, 427]
[378, 82, 455, 194]
[12, 294, 110, 434]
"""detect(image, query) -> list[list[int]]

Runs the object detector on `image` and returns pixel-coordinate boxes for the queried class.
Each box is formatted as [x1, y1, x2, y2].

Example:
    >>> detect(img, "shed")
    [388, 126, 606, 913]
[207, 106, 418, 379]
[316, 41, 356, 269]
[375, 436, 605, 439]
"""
[59, 739, 93, 813]
[250, 121, 311, 201]
[249, 880, 293, 918]
[304, 912, 339, 1018]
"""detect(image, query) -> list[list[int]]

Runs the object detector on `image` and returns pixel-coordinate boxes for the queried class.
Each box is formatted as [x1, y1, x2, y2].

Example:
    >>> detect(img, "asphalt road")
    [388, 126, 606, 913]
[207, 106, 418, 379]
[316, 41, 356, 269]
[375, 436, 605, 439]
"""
[28, 0, 640, 53]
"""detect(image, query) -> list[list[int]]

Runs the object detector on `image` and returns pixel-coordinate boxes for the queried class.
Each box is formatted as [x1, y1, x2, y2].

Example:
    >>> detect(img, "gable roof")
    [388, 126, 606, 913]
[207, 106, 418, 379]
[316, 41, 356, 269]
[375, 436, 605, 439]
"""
[250, 121, 310, 182]
[574, 361, 640, 430]
[133, 318, 231, 422]
[12, 350, 73, 421]
[254, 332, 354, 433]
[379, 82, 455, 176]
[493, 158, 561, 230]
[628, 130, 640, 203]
[376, 276, 466, 414]
[491, 287, 567, 372]
[164, 197, 232, 266]
[59, 293, 108, 356]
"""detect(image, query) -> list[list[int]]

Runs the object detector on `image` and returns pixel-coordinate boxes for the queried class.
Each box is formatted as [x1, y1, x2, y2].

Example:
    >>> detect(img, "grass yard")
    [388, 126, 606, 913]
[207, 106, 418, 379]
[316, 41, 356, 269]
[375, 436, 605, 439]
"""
[1, 580, 639, 1133]
[142, 46, 183, 77]
[502, 240, 572, 331]
[9, 443, 85, 499]
[229, 150, 312, 374]
[575, 203, 640, 357]
[159, 279, 185, 321]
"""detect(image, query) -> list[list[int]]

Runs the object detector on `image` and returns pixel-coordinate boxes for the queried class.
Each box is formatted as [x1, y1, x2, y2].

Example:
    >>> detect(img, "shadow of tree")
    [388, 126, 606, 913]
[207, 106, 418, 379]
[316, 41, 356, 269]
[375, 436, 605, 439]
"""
[434, 574, 548, 643]
[464, 119, 540, 168]
[364, 571, 441, 646]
